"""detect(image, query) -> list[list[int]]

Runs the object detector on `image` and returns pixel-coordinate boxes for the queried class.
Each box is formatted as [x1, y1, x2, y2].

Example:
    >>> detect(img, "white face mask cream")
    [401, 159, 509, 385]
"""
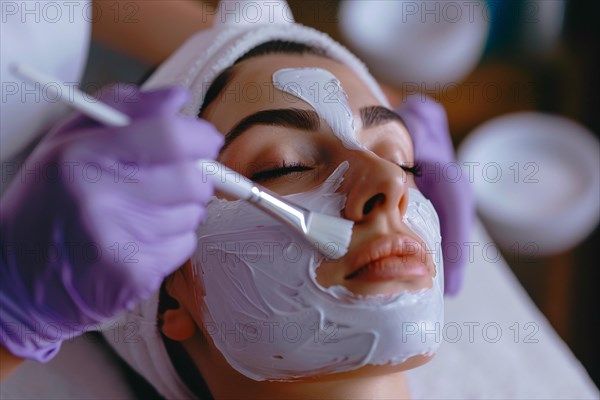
[191, 67, 444, 381]
[272, 68, 366, 151]
[193, 172, 443, 381]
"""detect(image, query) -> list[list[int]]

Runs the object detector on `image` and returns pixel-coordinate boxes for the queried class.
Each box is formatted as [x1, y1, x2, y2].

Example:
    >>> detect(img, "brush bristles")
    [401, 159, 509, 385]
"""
[306, 213, 354, 259]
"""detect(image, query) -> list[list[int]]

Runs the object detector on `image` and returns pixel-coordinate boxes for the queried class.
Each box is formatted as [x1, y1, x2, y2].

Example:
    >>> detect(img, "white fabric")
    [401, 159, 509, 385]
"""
[101, 291, 195, 399]
[0, 0, 90, 161]
[2, 221, 598, 399]
[405, 221, 599, 400]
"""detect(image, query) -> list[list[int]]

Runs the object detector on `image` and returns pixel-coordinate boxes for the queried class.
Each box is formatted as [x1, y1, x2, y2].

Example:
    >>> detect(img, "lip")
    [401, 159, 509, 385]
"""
[345, 234, 432, 282]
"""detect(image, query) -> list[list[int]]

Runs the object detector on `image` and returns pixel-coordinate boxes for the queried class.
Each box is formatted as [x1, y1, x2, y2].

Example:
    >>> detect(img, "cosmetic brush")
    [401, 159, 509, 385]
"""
[12, 62, 353, 259]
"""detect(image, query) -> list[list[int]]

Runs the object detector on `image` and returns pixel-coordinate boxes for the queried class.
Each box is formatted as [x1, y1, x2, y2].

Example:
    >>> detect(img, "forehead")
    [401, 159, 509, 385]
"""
[203, 53, 381, 134]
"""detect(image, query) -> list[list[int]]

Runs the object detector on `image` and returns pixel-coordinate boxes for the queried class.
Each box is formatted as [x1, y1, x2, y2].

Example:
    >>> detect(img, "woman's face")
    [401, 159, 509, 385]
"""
[203, 53, 435, 296]
[163, 53, 441, 384]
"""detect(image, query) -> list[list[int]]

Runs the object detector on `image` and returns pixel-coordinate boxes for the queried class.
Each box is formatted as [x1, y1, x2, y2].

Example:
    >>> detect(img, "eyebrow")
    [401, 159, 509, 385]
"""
[360, 105, 408, 131]
[222, 108, 320, 153]
[221, 105, 408, 153]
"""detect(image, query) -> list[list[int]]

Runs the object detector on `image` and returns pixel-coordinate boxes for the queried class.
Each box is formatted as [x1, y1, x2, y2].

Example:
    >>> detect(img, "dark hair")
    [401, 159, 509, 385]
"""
[199, 40, 328, 115]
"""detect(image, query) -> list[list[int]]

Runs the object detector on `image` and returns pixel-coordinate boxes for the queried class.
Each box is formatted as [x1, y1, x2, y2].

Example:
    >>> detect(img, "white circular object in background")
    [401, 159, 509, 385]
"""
[339, 0, 489, 86]
[458, 112, 600, 255]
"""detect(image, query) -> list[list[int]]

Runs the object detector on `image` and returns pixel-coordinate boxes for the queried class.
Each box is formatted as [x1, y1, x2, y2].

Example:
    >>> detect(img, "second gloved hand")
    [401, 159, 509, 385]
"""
[395, 95, 475, 295]
[0, 85, 223, 361]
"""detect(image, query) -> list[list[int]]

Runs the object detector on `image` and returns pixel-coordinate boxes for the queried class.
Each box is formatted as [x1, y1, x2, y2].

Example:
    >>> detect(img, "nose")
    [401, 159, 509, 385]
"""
[341, 151, 410, 223]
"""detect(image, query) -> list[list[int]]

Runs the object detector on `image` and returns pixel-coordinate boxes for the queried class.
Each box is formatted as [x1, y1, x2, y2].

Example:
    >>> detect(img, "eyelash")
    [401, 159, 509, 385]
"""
[398, 163, 422, 177]
[250, 162, 312, 181]
[251, 161, 422, 181]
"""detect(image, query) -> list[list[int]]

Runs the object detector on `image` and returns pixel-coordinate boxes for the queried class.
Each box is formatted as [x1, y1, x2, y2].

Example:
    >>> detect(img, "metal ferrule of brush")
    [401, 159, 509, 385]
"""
[247, 186, 310, 235]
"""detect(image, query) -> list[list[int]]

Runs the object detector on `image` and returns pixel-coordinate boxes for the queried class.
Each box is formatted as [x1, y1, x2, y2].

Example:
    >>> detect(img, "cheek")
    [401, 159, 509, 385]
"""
[407, 175, 418, 189]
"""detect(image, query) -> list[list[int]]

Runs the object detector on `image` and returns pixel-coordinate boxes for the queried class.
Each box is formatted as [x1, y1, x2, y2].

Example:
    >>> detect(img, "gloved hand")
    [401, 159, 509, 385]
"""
[0, 85, 223, 361]
[395, 94, 475, 295]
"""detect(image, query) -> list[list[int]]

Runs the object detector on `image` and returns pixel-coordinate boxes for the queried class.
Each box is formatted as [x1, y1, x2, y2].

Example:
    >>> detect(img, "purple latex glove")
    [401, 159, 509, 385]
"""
[0, 85, 223, 361]
[395, 95, 475, 295]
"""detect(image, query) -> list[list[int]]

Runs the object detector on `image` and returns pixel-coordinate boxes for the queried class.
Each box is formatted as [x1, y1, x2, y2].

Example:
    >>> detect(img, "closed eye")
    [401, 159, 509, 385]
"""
[398, 163, 422, 177]
[250, 162, 313, 182]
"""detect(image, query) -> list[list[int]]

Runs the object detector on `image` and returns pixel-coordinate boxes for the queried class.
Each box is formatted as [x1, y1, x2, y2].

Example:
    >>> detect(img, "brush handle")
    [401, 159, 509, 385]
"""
[12, 63, 348, 257]
[198, 160, 309, 233]
[11, 62, 131, 127]
[197, 160, 258, 201]
[12, 63, 256, 201]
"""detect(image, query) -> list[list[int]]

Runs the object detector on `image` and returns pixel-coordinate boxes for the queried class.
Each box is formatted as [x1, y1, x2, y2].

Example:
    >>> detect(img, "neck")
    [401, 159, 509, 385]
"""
[182, 334, 411, 400]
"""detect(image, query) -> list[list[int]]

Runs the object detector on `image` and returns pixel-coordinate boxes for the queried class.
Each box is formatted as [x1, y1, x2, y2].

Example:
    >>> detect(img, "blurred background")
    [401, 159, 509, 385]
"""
[85, 0, 600, 388]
